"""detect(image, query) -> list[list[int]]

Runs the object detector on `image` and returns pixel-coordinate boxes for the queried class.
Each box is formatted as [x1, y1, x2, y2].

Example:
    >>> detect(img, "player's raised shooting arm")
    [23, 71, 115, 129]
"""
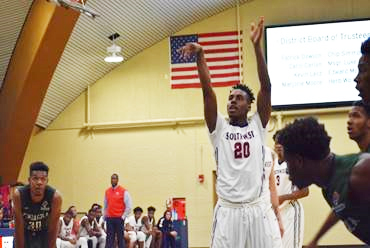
[178, 43, 217, 132]
[251, 17, 271, 128]
[48, 191, 62, 248]
[13, 189, 24, 248]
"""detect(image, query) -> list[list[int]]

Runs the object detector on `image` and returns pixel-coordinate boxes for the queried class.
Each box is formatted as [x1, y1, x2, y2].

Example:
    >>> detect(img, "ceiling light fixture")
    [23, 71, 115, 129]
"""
[104, 33, 124, 63]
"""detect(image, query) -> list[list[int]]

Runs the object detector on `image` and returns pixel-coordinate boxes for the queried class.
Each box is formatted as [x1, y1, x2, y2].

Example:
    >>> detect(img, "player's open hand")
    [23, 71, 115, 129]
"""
[177, 42, 203, 60]
[250, 16, 264, 46]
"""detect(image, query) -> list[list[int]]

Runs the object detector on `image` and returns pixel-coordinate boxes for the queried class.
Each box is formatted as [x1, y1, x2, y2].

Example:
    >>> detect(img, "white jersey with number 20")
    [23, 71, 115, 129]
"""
[209, 112, 265, 202]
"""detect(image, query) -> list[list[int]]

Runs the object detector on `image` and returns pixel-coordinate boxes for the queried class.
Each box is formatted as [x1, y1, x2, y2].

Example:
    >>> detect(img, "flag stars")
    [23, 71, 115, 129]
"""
[171, 35, 198, 64]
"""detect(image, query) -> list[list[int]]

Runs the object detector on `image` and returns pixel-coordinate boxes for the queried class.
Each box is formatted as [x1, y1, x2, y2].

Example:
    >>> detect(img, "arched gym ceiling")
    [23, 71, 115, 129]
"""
[0, 0, 252, 128]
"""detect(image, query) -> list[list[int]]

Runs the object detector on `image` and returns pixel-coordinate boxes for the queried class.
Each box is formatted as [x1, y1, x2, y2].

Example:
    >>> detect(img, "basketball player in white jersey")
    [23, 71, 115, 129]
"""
[125, 207, 146, 248]
[57, 209, 89, 248]
[142, 206, 161, 248]
[92, 204, 107, 241]
[79, 208, 105, 248]
[57, 210, 77, 248]
[261, 146, 284, 248]
[273, 130, 309, 248]
[179, 16, 273, 247]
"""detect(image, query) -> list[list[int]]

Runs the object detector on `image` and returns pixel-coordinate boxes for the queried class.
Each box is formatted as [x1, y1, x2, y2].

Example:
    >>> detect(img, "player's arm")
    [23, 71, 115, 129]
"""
[48, 191, 62, 248]
[57, 218, 63, 238]
[92, 219, 102, 236]
[178, 43, 217, 132]
[269, 163, 284, 237]
[13, 189, 24, 248]
[57, 218, 75, 243]
[125, 221, 134, 231]
[142, 216, 151, 230]
[251, 16, 271, 128]
[102, 219, 107, 233]
[72, 218, 79, 237]
[278, 187, 309, 205]
[141, 216, 151, 234]
[349, 156, 370, 203]
[157, 217, 164, 232]
[81, 218, 95, 236]
[306, 211, 339, 248]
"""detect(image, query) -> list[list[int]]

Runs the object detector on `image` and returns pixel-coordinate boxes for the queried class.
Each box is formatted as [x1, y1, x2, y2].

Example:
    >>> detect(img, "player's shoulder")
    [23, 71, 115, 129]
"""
[352, 153, 370, 175]
[53, 190, 62, 202]
[13, 188, 22, 205]
[349, 154, 370, 202]
[274, 160, 287, 169]
[248, 111, 264, 126]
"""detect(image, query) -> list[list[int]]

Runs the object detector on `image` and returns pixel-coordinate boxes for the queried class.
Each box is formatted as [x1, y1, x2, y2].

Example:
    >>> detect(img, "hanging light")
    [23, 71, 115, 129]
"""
[104, 33, 124, 63]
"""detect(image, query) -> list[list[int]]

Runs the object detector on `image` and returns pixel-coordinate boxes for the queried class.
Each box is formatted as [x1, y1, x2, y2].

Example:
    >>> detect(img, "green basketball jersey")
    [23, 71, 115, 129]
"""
[322, 154, 370, 244]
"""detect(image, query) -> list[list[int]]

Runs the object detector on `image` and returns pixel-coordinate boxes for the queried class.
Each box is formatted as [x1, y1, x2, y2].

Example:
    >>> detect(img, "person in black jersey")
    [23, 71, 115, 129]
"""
[13, 161, 62, 248]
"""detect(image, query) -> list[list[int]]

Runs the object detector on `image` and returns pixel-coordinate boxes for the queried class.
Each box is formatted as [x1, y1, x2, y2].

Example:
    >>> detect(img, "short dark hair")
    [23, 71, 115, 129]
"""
[361, 37, 370, 55]
[272, 130, 281, 142]
[277, 117, 331, 160]
[67, 205, 76, 212]
[231, 84, 255, 103]
[133, 207, 143, 213]
[147, 206, 156, 212]
[91, 203, 102, 210]
[65, 209, 73, 216]
[353, 100, 370, 117]
[163, 209, 171, 217]
[111, 173, 118, 178]
[29, 162, 49, 176]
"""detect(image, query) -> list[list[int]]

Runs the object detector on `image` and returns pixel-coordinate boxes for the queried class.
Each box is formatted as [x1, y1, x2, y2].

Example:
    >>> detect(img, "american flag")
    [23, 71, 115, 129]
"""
[170, 31, 243, 89]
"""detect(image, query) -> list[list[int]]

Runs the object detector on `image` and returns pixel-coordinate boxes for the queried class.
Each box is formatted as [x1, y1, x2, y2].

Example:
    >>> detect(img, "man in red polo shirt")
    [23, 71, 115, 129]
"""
[104, 173, 132, 248]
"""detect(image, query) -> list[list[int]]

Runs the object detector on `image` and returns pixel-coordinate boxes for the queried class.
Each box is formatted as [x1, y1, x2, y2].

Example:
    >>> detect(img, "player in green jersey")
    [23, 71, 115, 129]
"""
[306, 101, 370, 247]
[277, 117, 370, 246]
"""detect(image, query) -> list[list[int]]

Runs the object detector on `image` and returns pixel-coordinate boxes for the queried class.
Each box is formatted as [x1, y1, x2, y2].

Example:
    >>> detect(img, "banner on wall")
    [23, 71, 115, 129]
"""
[169, 31, 243, 89]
